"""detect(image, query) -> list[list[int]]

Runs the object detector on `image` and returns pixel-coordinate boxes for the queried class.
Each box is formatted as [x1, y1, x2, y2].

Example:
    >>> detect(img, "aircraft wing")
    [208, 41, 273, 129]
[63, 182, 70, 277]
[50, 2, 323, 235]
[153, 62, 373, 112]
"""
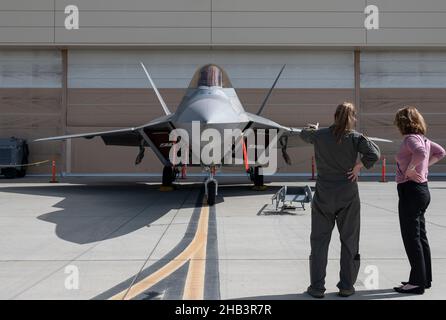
[245, 113, 392, 165]
[34, 115, 175, 166]
[34, 127, 140, 143]
[35, 115, 172, 144]
[244, 112, 289, 131]
[243, 113, 303, 164]
[279, 126, 392, 147]
[245, 113, 392, 145]
[244, 112, 305, 147]
[279, 126, 392, 165]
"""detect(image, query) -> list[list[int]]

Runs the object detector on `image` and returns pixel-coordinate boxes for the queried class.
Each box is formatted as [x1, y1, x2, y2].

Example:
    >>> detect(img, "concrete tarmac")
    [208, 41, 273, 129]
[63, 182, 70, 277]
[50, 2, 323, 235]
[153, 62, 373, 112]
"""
[0, 176, 445, 300]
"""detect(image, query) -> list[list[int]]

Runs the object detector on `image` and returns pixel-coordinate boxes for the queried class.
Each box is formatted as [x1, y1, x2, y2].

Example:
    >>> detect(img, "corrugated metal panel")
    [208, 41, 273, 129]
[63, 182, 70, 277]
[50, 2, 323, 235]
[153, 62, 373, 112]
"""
[54, 11, 210, 28]
[0, 0, 445, 46]
[68, 49, 354, 88]
[55, 0, 211, 11]
[0, 50, 62, 88]
[0, 0, 53, 11]
[367, 29, 446, 46]
[367, 0, 446, 12]
[0, 28, 53, 44]
[379, 12, 446, 28]
[213, 0, 365, 11]
[0, 12, 53, 27]
[212, 12, 363, 28]
[212, 28, 365, 46]
[211, 0, 365, 45]
[365, 0, 446, 46]
[0, 1, 54, 44]
[361, 51, 446, 88]
[54, 27, 211, 45]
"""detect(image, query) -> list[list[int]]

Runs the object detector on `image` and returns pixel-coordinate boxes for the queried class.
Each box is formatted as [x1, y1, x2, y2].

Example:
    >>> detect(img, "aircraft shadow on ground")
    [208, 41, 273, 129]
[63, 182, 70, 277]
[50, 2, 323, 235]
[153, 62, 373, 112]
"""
[0, 182, 302, 245]
[237, 288, 413, 300]
[1, 183, 180, 244]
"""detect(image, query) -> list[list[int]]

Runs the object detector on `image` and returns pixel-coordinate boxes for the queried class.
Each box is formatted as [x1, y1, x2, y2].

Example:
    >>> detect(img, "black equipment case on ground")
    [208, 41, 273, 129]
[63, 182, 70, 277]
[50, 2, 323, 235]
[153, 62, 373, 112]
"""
[0, 137, 29, 179]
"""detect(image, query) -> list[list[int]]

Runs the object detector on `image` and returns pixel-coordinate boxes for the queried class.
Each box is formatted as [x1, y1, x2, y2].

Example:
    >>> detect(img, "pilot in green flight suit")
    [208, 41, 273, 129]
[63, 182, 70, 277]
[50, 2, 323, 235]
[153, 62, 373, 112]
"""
[300, 102, 381, 298]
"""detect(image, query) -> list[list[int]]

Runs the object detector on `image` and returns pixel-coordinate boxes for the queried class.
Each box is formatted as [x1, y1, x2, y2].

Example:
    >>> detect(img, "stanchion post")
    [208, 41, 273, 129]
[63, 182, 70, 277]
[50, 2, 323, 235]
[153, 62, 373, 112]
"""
[380, 157, 387, 183]
[181, 165, 187, 179]
[310, 156, 316, 180]
[50, 160, 58, 183]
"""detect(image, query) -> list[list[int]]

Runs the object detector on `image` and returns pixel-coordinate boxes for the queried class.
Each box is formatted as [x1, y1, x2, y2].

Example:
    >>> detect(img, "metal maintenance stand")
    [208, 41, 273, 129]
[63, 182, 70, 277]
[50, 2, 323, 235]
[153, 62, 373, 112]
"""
[271, 185, 313, 211]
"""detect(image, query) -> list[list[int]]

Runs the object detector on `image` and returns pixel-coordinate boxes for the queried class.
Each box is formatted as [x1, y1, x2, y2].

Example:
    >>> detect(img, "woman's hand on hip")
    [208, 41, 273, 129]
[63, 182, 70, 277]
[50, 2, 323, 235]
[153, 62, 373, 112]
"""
[347, 162, 364, 182]
[406, 168, 418, 180]
[405, 166, 421, 181]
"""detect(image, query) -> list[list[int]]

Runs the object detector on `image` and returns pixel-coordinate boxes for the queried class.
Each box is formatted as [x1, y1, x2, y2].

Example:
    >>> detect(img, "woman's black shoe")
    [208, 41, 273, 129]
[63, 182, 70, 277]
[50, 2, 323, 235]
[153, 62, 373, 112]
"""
[394, 285, 425, 295]
[401, 281, 431, 289]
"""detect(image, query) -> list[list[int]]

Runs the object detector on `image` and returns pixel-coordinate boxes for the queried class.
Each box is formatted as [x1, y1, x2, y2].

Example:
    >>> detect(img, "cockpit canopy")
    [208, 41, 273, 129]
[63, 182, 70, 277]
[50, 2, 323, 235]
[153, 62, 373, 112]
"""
[188, 64, 232, 88]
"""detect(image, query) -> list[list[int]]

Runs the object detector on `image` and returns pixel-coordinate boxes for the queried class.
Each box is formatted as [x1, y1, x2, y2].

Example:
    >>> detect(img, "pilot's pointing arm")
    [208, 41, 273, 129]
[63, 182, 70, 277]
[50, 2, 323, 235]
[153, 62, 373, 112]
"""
[300, 123, 319, 144]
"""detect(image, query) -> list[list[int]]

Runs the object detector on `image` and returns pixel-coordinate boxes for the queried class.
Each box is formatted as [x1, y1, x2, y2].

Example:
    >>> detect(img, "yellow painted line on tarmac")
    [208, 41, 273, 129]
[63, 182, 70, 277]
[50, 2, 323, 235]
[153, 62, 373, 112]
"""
[110, 199, 209, 300]
[182, 203, 208, 300]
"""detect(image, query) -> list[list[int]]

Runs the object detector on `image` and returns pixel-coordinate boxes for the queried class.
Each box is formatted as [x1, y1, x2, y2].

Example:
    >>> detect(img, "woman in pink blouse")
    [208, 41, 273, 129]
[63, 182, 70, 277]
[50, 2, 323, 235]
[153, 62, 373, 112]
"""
[393, 106, 446, 295]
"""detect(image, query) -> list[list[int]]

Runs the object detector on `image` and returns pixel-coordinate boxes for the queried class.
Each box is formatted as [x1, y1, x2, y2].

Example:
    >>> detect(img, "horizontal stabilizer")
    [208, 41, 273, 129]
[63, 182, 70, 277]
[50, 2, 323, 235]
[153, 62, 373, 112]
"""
[368, 137, 393, 143]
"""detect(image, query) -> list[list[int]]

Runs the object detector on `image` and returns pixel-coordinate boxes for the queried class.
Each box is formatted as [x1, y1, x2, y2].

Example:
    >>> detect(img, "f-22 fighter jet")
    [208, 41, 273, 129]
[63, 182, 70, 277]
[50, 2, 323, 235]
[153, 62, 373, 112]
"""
[36, 63, 390, 205]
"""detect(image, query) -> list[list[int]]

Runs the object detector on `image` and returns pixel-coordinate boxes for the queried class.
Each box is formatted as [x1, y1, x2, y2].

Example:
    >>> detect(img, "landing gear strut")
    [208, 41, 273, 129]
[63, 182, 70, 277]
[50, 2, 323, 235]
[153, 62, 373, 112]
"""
[204, 166, 218, 206]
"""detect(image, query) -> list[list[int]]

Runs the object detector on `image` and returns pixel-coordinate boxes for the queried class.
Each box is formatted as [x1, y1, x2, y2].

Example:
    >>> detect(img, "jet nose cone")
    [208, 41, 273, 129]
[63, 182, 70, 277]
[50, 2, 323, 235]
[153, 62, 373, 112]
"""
[194, 106, 216, 124]
[178, 97, 240, 124]
[198, 107, 231, 124]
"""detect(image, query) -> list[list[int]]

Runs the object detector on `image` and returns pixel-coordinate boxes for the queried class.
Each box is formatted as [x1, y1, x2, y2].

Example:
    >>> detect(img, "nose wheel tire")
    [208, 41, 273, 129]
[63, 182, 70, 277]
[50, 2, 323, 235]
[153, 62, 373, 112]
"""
[207, 181, 216, 206]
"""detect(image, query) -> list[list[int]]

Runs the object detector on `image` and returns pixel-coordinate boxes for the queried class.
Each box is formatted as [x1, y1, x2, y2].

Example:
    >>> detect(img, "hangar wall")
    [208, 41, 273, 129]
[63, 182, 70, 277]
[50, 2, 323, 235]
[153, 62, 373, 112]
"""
[1, 48, 445, 175]
[2, 0, 446, 46]
[1, 0, 446, 175]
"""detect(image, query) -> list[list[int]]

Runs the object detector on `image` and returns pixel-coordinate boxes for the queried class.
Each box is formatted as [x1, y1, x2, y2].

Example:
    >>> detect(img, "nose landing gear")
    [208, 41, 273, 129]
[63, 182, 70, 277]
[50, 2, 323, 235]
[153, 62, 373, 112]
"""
[204, 166, 218, 206]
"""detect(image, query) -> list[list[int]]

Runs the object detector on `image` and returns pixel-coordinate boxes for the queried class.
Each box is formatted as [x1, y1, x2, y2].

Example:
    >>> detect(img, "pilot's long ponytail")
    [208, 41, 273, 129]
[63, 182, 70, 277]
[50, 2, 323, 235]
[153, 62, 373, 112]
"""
[333, 102, 357, 143]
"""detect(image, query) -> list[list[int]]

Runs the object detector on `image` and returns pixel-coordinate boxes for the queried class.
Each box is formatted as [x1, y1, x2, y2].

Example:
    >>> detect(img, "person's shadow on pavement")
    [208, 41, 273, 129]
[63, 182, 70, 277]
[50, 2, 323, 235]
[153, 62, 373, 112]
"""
[237, 288, 415, 300]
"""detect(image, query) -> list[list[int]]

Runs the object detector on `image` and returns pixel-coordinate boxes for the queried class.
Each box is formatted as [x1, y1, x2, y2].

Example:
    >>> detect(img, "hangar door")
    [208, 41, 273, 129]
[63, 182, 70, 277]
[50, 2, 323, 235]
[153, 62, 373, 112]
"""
[67, 49, 354, 174]
[0, 49, 63, 174]
[361, 51, 446, 174]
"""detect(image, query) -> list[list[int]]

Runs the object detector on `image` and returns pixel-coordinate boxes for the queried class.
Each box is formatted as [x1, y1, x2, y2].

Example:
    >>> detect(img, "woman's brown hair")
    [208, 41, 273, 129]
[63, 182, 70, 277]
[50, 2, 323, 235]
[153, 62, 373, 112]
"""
[333, 102, 357, 143]
[394, 106, 427, 135]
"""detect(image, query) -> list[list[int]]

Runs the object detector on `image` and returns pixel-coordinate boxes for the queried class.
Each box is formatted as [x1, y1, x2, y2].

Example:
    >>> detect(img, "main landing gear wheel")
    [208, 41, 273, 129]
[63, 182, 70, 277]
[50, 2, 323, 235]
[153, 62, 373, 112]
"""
[207, 181, 216, 206]
[252, 166, 266, 191]
[161, 166, 177, 191]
